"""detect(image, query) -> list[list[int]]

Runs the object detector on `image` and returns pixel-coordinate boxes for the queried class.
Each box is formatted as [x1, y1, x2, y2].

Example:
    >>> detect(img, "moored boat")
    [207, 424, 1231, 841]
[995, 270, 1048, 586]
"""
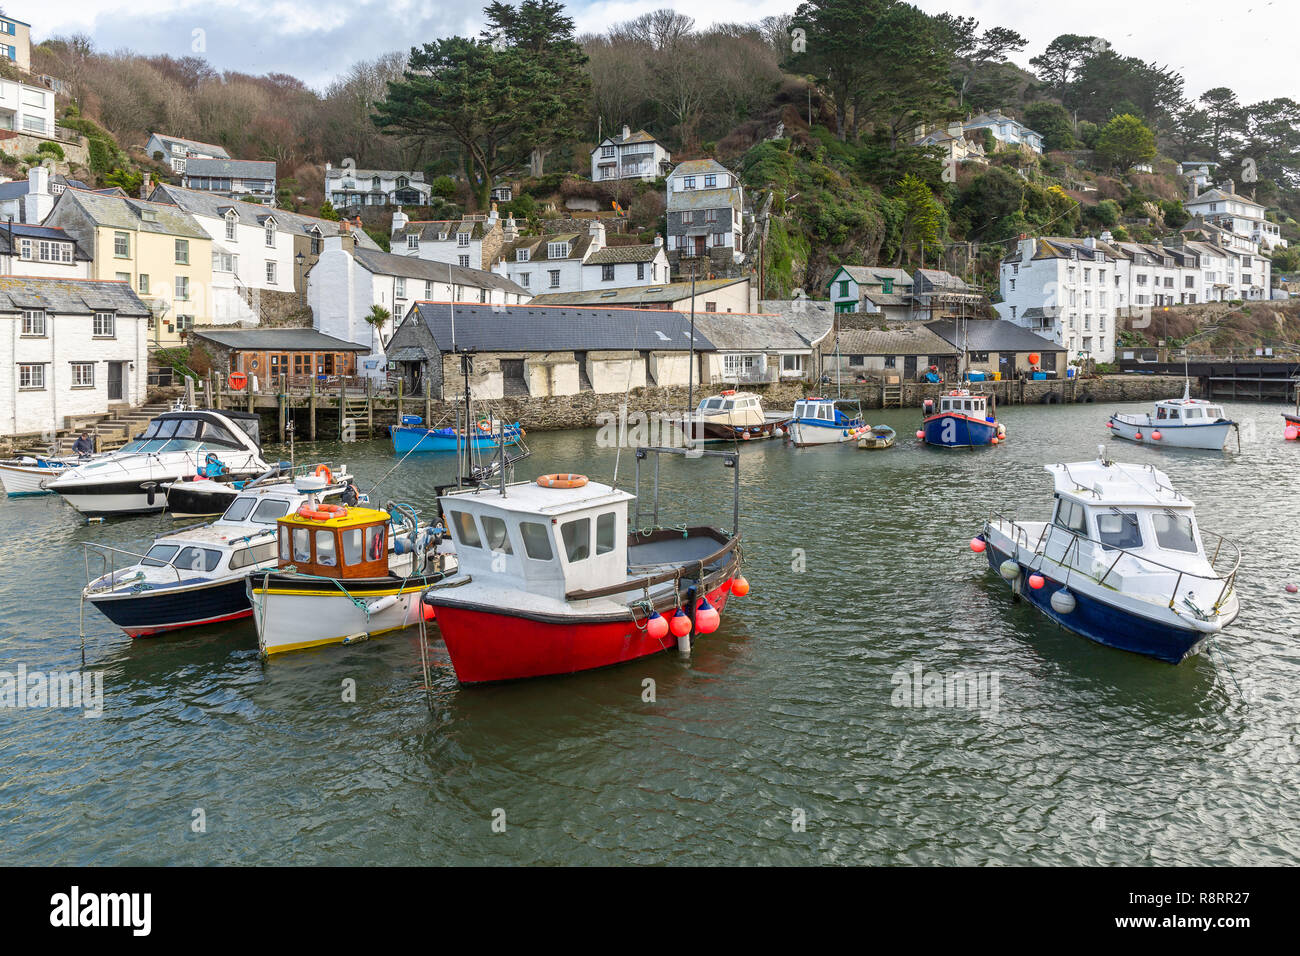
[390, 417, 523, 454]
[788, 397, 866, 447]
[0, 454, 97, 496]
[82, 473, 361, 638]
[163, 462, 352, 518]
[921, 389, 1004, 448]
[671, 390, 792, 443]
[856, 425, 896, 450]
[1107, 385, 1238, 451]
[427, 448, 747, 683]
[48, 408, 269, 516]
[248, 492, 453, 655]
[975, 448, 1240, 663]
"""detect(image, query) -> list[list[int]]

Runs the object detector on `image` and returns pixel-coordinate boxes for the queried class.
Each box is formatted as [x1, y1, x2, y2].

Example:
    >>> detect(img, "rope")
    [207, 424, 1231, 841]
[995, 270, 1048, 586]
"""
[366, 414, 449, 498]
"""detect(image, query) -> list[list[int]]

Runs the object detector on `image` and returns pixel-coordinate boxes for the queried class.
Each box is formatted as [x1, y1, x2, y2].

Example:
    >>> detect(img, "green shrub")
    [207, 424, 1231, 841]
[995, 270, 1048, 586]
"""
[36, 141, 64, 160]
[429, 175, 456, 200]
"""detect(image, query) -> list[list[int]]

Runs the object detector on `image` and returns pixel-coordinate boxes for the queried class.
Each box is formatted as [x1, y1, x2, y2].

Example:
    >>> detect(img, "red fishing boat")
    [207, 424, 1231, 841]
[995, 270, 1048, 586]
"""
[425, 446, 747, 683]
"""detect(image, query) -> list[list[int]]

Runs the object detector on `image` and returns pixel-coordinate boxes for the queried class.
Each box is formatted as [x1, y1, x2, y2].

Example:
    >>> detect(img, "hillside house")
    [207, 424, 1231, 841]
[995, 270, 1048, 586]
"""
[325, 164, 431, 208]
[0, 222, 92, 278]
[964, 109, 1043, 154]
[590, 126, 673, 182]
[665, 159, 745, 267]
[391, 209, 505, 272]
[0, 13, 32, 71]
[827, 265, 914, 319]
[144, 133, 230, 175]
[182, 158, 276, 205]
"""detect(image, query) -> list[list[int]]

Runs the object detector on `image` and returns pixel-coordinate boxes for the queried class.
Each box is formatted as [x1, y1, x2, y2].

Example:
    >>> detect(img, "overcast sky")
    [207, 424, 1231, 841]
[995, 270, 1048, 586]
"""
[9, 0, 1298, 103]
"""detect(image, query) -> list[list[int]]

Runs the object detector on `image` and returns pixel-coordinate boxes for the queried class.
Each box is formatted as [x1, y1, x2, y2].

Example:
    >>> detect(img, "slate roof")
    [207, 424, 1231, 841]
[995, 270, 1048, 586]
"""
[833, 265, 915, 291]
[668, 187, 742, 212]
[402, 303, 717, 353]
[149, 184, 376, 246]
[926, 318, 1065, 352]
[191, 328, 368, 352]
[184, 158, 276, 179]
[395, 218, 495, 242]
[758, 299, 835, 347]
[149, 133, 230, 158]
[351, 247, 528, 296]
[326, 168, 427, 182]
[0, 180, 31, 200]
[584, 244, 663, 265]
[60, 189, 209, 239]
[670, 159, 731, 178]
[500, 232, 594, 263]
[832, 324, 956, 356]
[0, 276, 150, 315]
[528, 277, 748, 307]
[0, 223, 91, 260]
[1187, 187, 1262, 209]
[692, 312, 815, 351]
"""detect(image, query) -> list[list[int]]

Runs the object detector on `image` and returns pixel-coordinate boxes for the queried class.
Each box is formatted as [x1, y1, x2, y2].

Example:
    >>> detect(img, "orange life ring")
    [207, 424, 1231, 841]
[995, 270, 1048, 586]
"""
[477, 420, 492, 432]
[721, 389, 736, 396]
[297, 506, 333, 520]
[314, 464, 333, 484]
[536, 473, 589, 489]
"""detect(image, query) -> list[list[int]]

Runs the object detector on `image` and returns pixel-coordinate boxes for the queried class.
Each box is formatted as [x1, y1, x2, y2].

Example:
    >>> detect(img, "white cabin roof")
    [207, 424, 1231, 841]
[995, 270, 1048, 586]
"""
[442, 478, 634, 517]
[1046, 458, 1191, 508]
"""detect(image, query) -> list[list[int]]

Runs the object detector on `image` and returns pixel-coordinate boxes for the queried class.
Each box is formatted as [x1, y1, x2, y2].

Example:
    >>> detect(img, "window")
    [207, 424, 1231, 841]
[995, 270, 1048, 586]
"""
[458, 255, 469, 268]
[517, 273, 530, 287]
[230, 542, 276, 571]
[425, 280, 434, 299]
[547, 242, 568, 259]
[561, 518, 590, 562]
[406, 234, 419, 250]
[340, 527, 364, 565]
[174, 239, 189, 264]
[395, 277, 406, 299]
[315, 530, 337, 566]
[265, 260, 277, 284]
[596, 513, 616, 555]
[548, 270, 560, 288]
[1054, 498, 1088, 535]
[265, 224, 275, 247]
[292, 527, 311, 563]
[225, 217, 237, 241]
[71, 362, 94, 387]
[223, 497, 257, 522]
[969, 351, 989, 363]
[601, 145, 615, 158]
[481, 515, 513, 554]
[175, 276, 190, 301]
[450, 511, 481, 549]
[457, 233, 470, 248]
[139, 274, 150, 294]
[365, 525, 385, 561]
[705, 209, 718, 224]
[682, 211, 693, 225]
[782, 354, 804, 373]
[22, 309, 45, 336]
[682, 176, 696, 189]
[144, 544, 180, 567]
[838, 280, 850, 297]
[637, 262, 645, 281]
[520, 521, 553, 561]
[174, 546, 221, 573]
[17, 238, 31, 259]
[310, 236, 321, 255]
[704, 174, 716, 187]
[114, 232, 130, 257]
[214, 251, 235, 272]
[93, 312, 115, 337]
[1097, 510, 1142, 550]
[884, 356, 896, 368]
[705, 301, 717, 312]
[602, 264, 615, 281]
[516, 249, 530, 262]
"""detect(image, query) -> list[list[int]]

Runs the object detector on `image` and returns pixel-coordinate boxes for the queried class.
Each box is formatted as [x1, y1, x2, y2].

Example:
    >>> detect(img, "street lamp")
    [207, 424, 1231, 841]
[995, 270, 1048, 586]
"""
[295, 251, 306, 307]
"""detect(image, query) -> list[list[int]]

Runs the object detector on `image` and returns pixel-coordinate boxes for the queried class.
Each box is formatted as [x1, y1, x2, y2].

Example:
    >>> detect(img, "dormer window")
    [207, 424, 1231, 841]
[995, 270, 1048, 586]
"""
[396, 176, 409, 188]
[264, 222, 276, 247]
[438, 232, 448, 241]
[225, 212, 237, 241]
[406, 234, 419, 249]
[547, 242, 568, 259]
[704, 174, 717, 188]
[516, 249, 530, 262]
[457, 232, 470, 248]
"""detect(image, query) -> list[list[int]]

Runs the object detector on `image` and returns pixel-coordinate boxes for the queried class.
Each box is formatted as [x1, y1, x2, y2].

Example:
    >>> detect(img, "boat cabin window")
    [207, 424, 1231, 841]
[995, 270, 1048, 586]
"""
[1054, 498, 1088, 535]
[596, 512, 616, 555]
[1097, 510, 1142, 550]
[142, 544, 179, 567]
[279, 530, 290, 561]
[293, 527, 311, 562]
[1153, 511, 1198, 553]
[481, 514, 513, 554]
[174, 419, 200, 440]
[561, 518, 590, 562]
[520, 521, 553, 560]
[1184, 408, 1203, 419]
[251, 499, 291, 524]
[230, 541, 276, 571]
[316, 530, 337, 566]
[174, 546, 221, 572]
[702, 398, 724, 411]
[223, 496, 257, 522]
[341, 527, 363, 565]
[1206, 406, 1225, 420]
[365, 525, 385, 561]
[449, 510, 481, 549]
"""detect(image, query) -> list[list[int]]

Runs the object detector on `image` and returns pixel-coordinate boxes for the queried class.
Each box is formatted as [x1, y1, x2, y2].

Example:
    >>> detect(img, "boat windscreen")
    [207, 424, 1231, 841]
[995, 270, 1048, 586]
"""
[223, 496, 257, 522]
[1097, 510, 1142, 550]
[229, 417, 261, 447]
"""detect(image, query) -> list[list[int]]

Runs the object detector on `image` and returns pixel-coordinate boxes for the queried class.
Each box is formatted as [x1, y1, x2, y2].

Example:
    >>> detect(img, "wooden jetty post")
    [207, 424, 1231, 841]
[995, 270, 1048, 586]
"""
[309, 375, 317, 441]
[424, 379, 431, 427]
[278, 374, 287, 443]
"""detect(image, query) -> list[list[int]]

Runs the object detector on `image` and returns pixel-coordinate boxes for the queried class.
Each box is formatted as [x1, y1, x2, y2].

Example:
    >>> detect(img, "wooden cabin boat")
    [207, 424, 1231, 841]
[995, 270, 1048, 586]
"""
[247, 484, 453, 655]
[976, 449, 1240, 663]
[1108, 385, 1238, 451]
[673, 390, 792, 443]
[921, 389, 1005, 448]
[427, 448, 747, 683]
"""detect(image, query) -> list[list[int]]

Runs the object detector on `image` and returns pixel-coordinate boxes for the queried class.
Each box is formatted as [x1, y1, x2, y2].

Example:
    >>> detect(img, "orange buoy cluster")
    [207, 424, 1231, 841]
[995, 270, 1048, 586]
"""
[647, 576, 749, 639]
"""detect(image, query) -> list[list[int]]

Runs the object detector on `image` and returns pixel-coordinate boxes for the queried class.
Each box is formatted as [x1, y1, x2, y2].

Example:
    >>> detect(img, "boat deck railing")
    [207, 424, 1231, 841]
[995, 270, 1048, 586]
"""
[985, 509, 1240, 618]
[82, 542, 187, 594]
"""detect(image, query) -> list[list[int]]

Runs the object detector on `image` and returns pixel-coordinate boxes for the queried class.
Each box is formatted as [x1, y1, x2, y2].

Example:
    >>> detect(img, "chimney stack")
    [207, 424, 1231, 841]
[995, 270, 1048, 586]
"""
[654, 234, 663, 248]
[140, 172, 151, 200]
[488, 201, 499, 225]
[503, 216, 518, 242]
[621, 125, 631, 141]
[391, 209, 409, 236]
[588, 217, 606, 253]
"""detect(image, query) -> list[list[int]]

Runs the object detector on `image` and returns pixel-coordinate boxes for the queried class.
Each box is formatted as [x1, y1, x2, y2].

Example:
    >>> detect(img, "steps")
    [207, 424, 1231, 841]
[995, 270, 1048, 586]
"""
[46, 401, 173, 455]
[882, 384, 903, 408]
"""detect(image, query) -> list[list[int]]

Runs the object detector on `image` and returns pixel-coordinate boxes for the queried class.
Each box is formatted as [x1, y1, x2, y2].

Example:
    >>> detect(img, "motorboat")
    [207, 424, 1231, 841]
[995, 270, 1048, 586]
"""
[427, 447, 748, 683]
[48, 409, 269, 516]
[163, 462, 352, 518]
[248, 490, 454, 656]
[1107, 385, 1238, 451]
[975, 448, 1240, 663]
[921, 389, 1005, 448]
[672, 390, 792, 443]
[390, 416, 524, 454]
[788, 398, 866, 447]
[82, 471, 363, 638]
[856, 425, 896, 450]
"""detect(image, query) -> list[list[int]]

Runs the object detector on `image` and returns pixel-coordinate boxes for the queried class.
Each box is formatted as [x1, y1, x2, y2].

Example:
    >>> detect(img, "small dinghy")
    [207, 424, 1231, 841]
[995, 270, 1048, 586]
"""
[0, 454, 98, 496]
[856, 425, 896, 450]
[975, 447, 1240, 663]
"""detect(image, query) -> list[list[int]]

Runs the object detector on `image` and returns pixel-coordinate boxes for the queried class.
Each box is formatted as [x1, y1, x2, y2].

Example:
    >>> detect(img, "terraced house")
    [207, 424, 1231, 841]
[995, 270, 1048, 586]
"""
[182, 158, 277, 205]
[390, 208, 505, 271]
[0, 276, 151, 437]
[665, 159, 745, 267]
[43, 189, 214, 347]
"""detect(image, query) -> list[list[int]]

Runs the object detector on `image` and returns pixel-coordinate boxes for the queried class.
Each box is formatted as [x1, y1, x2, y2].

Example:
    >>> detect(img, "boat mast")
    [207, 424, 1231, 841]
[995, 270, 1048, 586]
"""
[687, 268, 697, 419]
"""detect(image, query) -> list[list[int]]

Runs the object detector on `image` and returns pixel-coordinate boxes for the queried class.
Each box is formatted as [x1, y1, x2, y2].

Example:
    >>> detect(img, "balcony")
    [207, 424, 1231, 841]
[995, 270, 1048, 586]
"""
[713, 366, 778, 385]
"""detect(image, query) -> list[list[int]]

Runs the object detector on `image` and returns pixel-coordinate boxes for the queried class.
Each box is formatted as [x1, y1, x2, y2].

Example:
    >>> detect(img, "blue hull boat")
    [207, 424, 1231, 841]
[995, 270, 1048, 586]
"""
[391, 424, 522, 454]
[922, 389, 1003, 448]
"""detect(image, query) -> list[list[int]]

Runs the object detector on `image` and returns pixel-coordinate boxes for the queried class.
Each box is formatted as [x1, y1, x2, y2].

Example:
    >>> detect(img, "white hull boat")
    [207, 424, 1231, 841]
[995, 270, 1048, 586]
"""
[1107, 387, 1238, 451]
[0, 455, 95, 496]
[788, 397, 867, 447]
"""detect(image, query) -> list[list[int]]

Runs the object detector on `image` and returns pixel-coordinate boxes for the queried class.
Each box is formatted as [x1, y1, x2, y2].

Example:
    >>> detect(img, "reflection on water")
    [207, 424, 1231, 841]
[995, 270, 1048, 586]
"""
[0, 399, 1297, 864]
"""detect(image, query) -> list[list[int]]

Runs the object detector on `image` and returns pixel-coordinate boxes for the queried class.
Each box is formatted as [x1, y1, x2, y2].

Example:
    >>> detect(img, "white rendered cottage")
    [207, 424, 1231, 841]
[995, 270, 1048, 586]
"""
[590, 126, 672, 182]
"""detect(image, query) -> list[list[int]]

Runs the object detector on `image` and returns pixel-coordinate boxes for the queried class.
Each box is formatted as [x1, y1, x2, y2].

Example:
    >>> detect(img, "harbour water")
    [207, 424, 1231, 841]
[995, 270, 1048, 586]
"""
[1, 399, 1297, 865]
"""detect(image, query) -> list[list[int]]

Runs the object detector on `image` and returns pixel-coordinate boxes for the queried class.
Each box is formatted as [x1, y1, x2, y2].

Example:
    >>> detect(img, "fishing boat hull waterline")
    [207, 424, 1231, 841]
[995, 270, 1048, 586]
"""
[922, 390, 1004, 448]
[788, 398, 865, 447]
[390, 423, 522, 454]
[975, 452, 1240, 664]
[89, 578, 254, 638]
